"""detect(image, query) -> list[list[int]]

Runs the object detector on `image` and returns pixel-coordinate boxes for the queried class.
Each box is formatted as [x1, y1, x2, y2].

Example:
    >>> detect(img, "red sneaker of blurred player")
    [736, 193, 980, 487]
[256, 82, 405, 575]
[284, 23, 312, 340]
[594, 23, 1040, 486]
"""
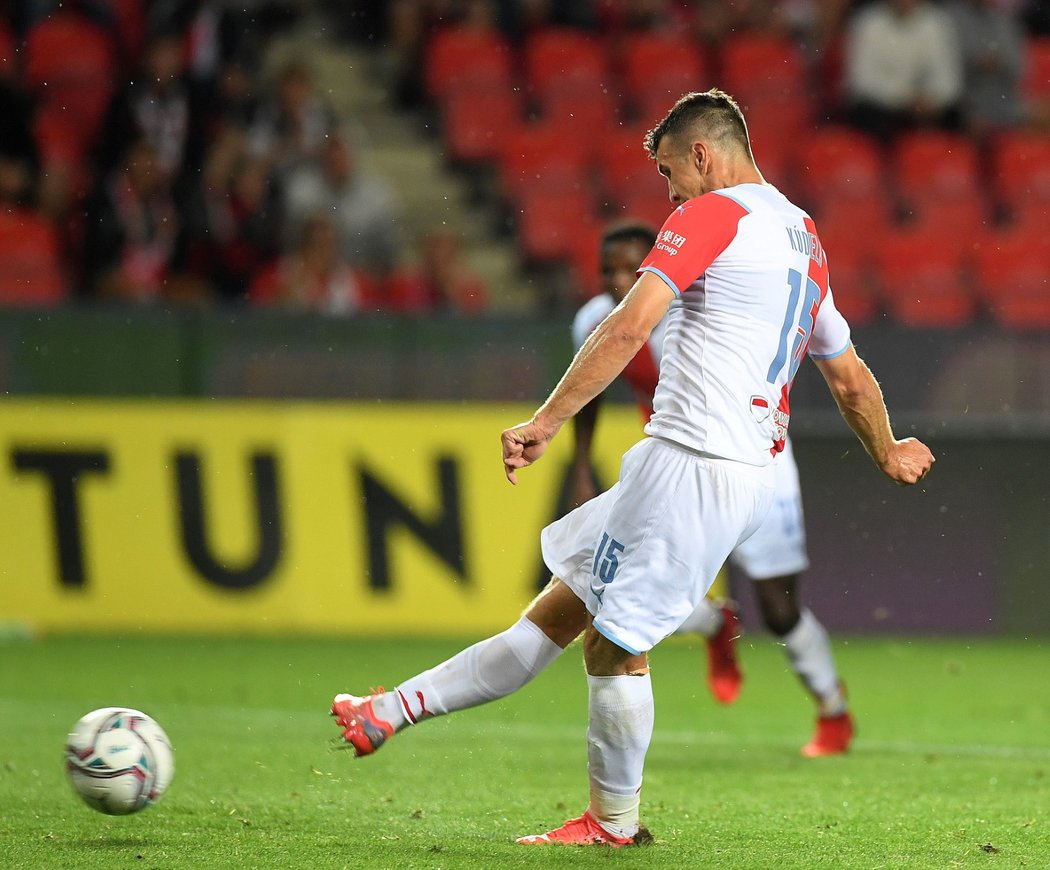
[706, 602, 743, 704]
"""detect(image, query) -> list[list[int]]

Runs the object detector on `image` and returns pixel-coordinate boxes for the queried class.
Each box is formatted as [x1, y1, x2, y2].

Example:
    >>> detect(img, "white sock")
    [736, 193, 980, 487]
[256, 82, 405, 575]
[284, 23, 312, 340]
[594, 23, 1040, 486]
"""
[782, 608, 846, 715]
[673, 598, 723, 638]
[586, 673, 654, 839]
[378, 616, 564, 729]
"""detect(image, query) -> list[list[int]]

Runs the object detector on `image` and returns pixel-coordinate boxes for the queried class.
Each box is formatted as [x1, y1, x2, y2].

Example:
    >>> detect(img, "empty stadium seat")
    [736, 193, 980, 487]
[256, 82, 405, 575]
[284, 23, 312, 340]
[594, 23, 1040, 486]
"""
[799, 126, 884, 205]
[903, 192, 992, 242]
[498, 121, 592, 200]
[540, 82, 619, 144]
[515, 188, 597, 263]
[993, 131, 1050, 219]
[523, 27, 609, 100]
[425, 25, 514, 103]
[974, 226, 1050, 330]
[441, 85, 524, 164]
[0, 210, 67, 306]
[621, 33, 709, 122]
[597, 125, 654, 195]
[894, 131, 979, 201]
[1022, 36, 1050, 104]
[616, 186, 675, 230]
[720, 34, 806, 105]
[877, 228, 975, 328]
[24, 12, 117, 150]
[818, 226, 880, 327]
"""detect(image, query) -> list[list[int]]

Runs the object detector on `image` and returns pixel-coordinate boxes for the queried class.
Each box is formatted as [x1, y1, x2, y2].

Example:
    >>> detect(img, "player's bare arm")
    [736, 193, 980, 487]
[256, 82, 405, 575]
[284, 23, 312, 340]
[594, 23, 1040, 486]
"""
[502, 272, 674, 484]
[813, 345, 934, 485]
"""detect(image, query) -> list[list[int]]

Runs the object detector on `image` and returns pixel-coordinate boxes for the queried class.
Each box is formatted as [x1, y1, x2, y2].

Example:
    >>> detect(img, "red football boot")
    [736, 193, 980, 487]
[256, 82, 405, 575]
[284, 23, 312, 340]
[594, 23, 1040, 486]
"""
[706, 602, 744, 704]
[331, 692, 396, 757]
[801, 710, 855, 757]
[517, 811, 652, 847]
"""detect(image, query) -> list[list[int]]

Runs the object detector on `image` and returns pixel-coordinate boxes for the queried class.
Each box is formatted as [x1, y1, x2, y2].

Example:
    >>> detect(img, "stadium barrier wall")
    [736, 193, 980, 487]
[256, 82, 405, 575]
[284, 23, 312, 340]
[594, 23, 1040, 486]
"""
[0, 399, 662, 636]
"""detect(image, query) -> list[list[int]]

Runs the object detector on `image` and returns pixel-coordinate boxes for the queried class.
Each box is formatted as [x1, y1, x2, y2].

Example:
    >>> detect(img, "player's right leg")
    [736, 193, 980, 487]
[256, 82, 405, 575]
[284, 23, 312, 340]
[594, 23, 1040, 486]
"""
[331, 578, 587, 756]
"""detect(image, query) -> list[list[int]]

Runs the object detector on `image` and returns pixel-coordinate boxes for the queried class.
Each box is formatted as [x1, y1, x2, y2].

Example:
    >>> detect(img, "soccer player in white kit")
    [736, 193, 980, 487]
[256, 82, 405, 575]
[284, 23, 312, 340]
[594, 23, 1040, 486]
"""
[569, 222, 853, 757]
[332, 90, 934, 848]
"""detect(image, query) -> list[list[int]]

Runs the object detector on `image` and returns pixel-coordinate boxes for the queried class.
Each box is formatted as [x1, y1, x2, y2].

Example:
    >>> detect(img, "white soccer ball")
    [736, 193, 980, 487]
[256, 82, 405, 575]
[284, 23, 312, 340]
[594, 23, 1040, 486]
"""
[65, 707, 174, 815]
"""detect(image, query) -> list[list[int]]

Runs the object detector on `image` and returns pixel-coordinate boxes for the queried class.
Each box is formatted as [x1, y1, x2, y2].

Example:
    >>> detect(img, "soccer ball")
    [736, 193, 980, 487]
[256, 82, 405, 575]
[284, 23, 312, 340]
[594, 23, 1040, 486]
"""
[65, 707, 174, 815]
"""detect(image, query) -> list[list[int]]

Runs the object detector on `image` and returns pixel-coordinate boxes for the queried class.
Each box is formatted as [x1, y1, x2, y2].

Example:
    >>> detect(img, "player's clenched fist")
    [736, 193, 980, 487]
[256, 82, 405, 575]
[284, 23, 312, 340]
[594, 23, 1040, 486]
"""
[880, 437, 935, 485]
[501, 419, 557, 485]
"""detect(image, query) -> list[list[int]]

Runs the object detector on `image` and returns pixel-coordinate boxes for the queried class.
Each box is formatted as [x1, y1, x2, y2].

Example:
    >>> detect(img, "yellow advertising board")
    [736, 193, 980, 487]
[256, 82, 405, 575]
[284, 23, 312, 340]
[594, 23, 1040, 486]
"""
[2, 399, 723, 636]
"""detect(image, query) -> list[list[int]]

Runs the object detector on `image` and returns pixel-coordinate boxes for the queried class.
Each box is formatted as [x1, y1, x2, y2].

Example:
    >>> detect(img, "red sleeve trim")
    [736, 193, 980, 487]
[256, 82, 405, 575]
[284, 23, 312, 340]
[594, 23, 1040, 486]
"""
[637, 192, 749, 294]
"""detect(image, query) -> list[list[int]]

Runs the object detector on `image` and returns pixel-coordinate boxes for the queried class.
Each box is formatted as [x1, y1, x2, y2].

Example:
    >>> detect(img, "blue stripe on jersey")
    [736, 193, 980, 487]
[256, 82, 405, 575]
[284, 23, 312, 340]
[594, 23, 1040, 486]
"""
[593, 619, 644, 656]
[809, 338, 851, 360]
[638, 265, 682, 297]
[712, 189, 753, 213]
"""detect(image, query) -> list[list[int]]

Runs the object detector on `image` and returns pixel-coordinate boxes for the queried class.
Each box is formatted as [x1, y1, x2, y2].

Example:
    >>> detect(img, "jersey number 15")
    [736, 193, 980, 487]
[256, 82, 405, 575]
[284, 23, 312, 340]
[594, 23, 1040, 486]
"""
[767, 267, 821, 386]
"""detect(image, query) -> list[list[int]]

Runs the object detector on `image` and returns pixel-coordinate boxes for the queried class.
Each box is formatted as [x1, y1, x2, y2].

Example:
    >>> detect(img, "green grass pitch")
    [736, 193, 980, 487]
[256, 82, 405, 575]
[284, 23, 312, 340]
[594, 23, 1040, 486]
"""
[1, 633, 1048, 868]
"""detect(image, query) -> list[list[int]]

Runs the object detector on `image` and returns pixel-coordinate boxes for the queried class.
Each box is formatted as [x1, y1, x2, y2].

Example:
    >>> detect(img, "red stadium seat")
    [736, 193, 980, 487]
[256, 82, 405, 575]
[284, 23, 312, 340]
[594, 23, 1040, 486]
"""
[1022, 36, 1050, 103]
[720, 34, 806, 104]
[973, 226, 1050, 330]
[799, 126, 884, 205]
[597, 125, 658, 201]
[877, 228, 975, 328]
[743, 95, 815, 192]
[621, 33, 710, 121]
[424, 25, 514, 103]
[814, 192, 894, 241]
[992, 131, 1050, 218]
[441, 85, 524, 164]
[615, 185, 675, 230]
[515, 188, 597, 263]
[0, 210, 67, 306]
[524, 28, 609, 100]
[24, 13, 117, 149]
[818, 226, 880, 327]
[540, 82, 619, 144]
[894, 131, 979, 201]
[904, 192, 992, 243]
[498, 121, 592, 200]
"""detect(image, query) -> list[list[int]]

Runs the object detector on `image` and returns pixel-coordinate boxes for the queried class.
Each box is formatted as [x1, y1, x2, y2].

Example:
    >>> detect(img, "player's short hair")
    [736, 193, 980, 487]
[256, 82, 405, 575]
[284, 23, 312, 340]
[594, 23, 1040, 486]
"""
[601, 221, 657, 252]
[643, 89, 753, 161]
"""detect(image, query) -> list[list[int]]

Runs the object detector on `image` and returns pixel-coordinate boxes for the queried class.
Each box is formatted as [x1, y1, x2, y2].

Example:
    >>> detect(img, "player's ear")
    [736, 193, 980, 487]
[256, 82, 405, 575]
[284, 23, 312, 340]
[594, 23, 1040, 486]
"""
[692, 141, 707, 174]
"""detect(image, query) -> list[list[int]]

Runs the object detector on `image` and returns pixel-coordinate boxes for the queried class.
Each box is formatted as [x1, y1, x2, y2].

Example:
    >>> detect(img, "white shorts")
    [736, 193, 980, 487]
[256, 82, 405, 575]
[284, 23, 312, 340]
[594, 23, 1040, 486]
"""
[730, 436, 809, 580]
[541, 437, 775, 654]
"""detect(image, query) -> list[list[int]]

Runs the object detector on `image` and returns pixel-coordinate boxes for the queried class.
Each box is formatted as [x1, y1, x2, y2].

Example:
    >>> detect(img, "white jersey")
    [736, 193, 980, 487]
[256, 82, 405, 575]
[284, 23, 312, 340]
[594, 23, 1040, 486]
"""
[637, 183, 851, 466]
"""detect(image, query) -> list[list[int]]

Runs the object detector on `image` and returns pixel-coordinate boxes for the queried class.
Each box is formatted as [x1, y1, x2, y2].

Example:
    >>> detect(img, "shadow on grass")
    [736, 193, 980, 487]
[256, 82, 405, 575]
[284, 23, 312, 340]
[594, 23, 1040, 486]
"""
[68, 837, 152, 849]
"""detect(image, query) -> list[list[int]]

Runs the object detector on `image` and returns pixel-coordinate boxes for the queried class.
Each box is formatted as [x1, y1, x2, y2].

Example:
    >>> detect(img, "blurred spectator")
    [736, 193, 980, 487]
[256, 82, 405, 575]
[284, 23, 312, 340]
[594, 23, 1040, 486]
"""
[82, 140, 200, 303]
[186, 127, 279, 300]
[103, 32, 192, 180]
[949, 0, 1026, 136]
[280, 131, 401, 273]
[247, 59, 336, 174]
[0, 62, 38, 211]
[384, 229, 488, 313]
[249, 213, 366, 315]
[844, 0, 964, 140]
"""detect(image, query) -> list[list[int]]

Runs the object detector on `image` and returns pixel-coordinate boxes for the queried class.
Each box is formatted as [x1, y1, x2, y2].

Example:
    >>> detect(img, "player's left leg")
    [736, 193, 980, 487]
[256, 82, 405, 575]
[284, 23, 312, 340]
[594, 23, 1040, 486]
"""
[518, 625, 654, 847]
[673, 597, 744, 704]
[753, 575, 853, 756]
[332, 579, 586, 756]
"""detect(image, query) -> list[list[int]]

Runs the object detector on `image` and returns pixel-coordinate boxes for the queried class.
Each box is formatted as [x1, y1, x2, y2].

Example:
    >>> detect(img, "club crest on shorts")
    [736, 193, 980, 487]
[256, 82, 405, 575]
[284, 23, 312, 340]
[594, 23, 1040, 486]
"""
[749, 395, 771, 423]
